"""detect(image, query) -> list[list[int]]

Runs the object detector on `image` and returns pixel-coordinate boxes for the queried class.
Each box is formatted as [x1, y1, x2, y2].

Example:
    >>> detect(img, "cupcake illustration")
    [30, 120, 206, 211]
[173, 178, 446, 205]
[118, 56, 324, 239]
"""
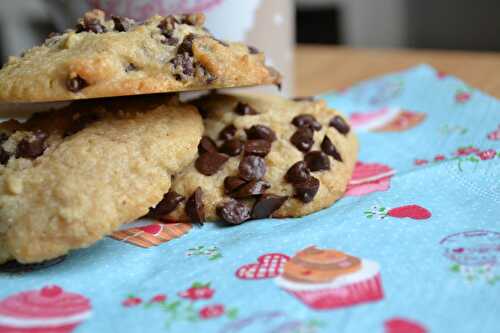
[275, 246, 383, 310]
[349, 107, 426, 132]
[0, 285, 91, 333]
[440, 230, 500, 267]
[345, 161, 395, 196]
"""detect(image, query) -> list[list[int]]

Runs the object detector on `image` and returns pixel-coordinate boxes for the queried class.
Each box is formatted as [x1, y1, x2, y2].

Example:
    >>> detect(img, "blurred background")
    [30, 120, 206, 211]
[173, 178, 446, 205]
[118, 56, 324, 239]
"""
[1, 0, 499, 94]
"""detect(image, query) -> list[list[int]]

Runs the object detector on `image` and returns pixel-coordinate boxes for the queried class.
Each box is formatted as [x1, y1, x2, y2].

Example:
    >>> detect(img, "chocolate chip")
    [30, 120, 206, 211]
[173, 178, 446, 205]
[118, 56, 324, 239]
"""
[219, 139, 243, 156]
[16, 131, 48, 159]
[170, 53, 194, 79]
[304, 151, 331, 172]
[148, 191, 185, 218]
[178, 34, 196, 56]
[198, 136, 218, 154]
[231, 180, 271, 199]
[0, 148, 10, 165]
[216, 200, 251, 225]
[321, 136, 342, 162]
[0, 256, 66, 273]
[112, 16, 134, 32]
[292, 114, 322, 131]
[292, 96, 315, 102]
[239, 155, 266, 181]
[185, 187, 205, 225]
[294, 177, 320, 203]
[0, 133, 8, 143]
[66, 75, 88, 92]
[329, 115, 350, 135]
[245, 125, 277, 142]
[125, 63, 138, 72]
[290, 128, 314, 152]
[244, 140, 271, 157]
[248, 45, 260, 54]
[285, 161, 311, 184]
[235, 102, 258, 115]
[79, 16, 107, 34]
[252, 194, 288, 219]
[163, 36, 179, 46]
[64, 113, 99, 137]
[218, 124, 237, 141]
[224, 176, 247, 194]
[195, 152, 229, 176]
[159, 16, 178, 33]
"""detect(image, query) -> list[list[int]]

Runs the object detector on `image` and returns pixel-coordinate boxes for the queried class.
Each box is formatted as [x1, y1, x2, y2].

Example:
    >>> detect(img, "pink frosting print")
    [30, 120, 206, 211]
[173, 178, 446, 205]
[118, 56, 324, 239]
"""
[349, 107, 426, 133]
[88, 0, 223, 20]
[0, 286, 91, 333]
[345, 161, 395, 197]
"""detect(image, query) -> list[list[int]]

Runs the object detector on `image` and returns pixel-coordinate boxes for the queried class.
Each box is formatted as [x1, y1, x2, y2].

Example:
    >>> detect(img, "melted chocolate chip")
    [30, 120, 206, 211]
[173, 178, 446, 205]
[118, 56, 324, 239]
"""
[244, 140, 271, 157]
[16, 131, 48, 159]
[219, 139, 243, 156]
[248, 45, 260, 54]
[290, 128, 314, 152]
[285, 161, 311, 184]
[0, 256, 66, 273]
[170, 53, 194, 79]
[321, 136, 342, 162]
[216, 200, 251, 225]
[198, 136, 218, 155]
[224, 176, 247, 194]
[292, 114, 322, 131]
[292, 96, 315, 102]
[195, 152, 229, 176]
[185, 187, 205, 224]
[252, 194, 288, 219]
[304, 151, 331, 172]
[329, 115, 350, 135]
[294, 176, 320, 203]
[235, 102, 258, 115]
[239, 155, 266, 181]
[218, 124, 237, 141]
[245, 125, 277, 142]
[66, 75, 88, 92]
[178, 34, 196, 55]
[148, 191, 185, 218]
[230, 180, 271, 199]
[112, 16, 135, 32]
[64, 113, 99, 137]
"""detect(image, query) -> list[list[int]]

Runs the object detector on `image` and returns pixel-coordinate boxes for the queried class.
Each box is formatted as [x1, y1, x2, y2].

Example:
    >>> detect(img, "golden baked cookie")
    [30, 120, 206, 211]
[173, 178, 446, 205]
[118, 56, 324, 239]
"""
[0, 10, 280, 103]
[0, 95, 203, 264]
[150, 93, 358, 224]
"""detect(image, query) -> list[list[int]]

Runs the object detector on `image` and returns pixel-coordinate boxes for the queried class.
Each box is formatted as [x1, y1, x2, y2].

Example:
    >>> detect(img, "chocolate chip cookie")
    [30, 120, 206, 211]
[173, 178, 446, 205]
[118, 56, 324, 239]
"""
[0, 10, 280, 103]
[150, 93, 358, 225]
[0, 95, 203, 264]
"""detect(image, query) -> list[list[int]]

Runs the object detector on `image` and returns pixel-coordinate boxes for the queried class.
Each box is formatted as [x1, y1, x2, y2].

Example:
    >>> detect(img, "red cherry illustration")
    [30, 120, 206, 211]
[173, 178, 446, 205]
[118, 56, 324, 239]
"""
[414, 159, 428, 166]
[178, 286, 214, 301]
[434, 154, 446, 161]
[455, 91, 471, 103]
[199, 304, 225, 319]
[40, 285, 63, 298]
[150, 294, 167, 303]
[387, 205, 431, 220]
[476, 149, 497, 161]
[385, 318, 427, 333]
[123, 297, 142, 307]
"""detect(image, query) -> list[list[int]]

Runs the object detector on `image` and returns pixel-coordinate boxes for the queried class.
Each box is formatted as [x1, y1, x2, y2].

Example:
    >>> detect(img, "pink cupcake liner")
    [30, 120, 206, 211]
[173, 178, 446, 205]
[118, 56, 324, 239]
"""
[0, 323, 79, 333]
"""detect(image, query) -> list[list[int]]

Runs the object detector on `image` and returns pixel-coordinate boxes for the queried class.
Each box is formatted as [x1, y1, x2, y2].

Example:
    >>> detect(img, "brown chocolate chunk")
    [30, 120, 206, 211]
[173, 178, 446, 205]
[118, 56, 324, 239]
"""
[235, 102, 258, 115]
[245, 125, 277, 142]
[16, 131, 48, 159]
[244, 140, 271, 157]
[290, 128, 314, 152]
[171, 53, 194, 79]
[231, 180, 271, 199]
[159, 16, 178, 33]
[219, 139, 243, 156]
[218, 124, 237, 141]
[112, 16, 135, 32]
[185, 187, 205, 224]
[304, 151, 331, 172]
[294, 176, 320, 203]
[0, 148, 10, 165]
[224, 176, 247, 194]
[148, 191, 185, 218]
[195, 152, 229, 176]
[329, 115, 350, 135]
[178, 34, 196, 55]
[292, 114, 322, 131]
[125, 63, 138, 72]
[292, 96, 315, 102]
[252, 194, 288, 219]
[239, 155, 266, 181]
[216, 200, 251, 225]
[198, 136, 218, 155]
[66, 75, 88, 92]
[285, 161, 311, 184]
[248, 45, 260, 54]
[321, 136, 342, 162]
[77, 14, 107, 34]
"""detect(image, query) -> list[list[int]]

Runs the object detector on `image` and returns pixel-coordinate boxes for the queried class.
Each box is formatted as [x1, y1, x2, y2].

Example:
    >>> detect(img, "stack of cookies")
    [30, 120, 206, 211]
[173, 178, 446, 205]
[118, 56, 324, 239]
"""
[0, 10, 357, 266]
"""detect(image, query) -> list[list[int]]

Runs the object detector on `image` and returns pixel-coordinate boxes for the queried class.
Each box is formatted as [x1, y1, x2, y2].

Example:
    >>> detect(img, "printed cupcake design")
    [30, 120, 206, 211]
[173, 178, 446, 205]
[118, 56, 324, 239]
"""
[487, 124, 500, 141]
[0, 285, 91, 333]
[440, 230, 500, 284]
[345, 162, 395, 197]
[111, 221, 192, 248]
[350, 107, 426, 132]
[274, 246, 383, 310]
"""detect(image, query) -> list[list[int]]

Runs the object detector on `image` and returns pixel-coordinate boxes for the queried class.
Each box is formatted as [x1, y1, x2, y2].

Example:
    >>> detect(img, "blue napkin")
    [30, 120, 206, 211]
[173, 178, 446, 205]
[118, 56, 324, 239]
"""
[1, 65, 499, 333]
